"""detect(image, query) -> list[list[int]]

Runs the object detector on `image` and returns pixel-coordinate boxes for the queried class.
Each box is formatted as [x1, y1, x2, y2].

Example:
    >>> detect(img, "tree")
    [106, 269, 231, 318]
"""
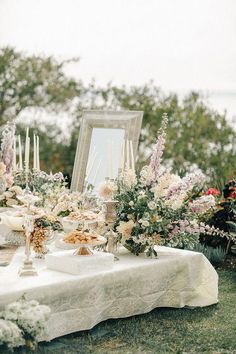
[0, 47, 81, 126]
[1, 47, 235, 182]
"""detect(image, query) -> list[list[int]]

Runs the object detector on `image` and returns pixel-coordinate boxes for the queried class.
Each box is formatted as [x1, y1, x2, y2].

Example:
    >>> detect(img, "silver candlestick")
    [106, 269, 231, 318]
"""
[18, 214, 37, 276]
[18, 191, 40, 277]
[103, 200, 119, 260]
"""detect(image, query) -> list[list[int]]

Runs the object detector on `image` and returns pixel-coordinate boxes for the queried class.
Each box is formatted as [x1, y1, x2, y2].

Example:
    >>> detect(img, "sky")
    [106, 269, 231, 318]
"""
[0, 0, 236, 117]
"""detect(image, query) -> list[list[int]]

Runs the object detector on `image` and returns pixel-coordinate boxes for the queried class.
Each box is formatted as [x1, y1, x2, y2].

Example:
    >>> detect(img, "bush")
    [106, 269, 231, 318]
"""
[193, 243, 226, 266]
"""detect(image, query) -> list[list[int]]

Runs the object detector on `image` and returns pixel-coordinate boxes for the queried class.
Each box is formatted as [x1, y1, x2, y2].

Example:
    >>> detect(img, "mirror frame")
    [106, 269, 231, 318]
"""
[71, 110, 143, 192]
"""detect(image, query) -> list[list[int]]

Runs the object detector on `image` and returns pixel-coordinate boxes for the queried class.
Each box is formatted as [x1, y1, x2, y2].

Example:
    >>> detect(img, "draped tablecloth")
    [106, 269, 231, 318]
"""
[0, 245, 218, 341]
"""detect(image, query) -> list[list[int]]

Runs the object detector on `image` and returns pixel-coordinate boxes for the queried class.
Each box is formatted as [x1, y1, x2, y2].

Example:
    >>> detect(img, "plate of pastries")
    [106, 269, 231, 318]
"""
[57, 229, 106, 249]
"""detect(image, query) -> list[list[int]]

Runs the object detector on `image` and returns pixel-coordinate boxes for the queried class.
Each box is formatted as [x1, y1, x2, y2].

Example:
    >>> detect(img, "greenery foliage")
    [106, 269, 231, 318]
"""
[193, 243, 226, 266]
[0, 47, 81, 126]
[0, 47, 235, 182]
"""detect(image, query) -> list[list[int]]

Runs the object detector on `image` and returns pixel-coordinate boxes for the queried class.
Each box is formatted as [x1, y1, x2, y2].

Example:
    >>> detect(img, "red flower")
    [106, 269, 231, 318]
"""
[206, 188, 221, 196]
[228, 191, 236, 198]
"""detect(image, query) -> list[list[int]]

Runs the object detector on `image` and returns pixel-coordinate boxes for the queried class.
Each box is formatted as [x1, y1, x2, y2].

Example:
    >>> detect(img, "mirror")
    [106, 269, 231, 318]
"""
[86, 128, 125, 190]
[71, 110, 143, 192]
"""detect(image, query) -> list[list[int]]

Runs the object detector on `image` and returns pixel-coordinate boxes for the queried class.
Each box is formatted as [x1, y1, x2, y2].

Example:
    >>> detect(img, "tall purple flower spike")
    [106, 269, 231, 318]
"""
[149, 113, 168, 183]
[0, 122, 16, 174]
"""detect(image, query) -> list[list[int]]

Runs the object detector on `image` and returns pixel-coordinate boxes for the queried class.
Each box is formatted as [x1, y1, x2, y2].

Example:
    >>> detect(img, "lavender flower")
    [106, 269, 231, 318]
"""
[190, 195, 216, 214]
[166, 170, 205, 200]
[0, 122, 15, 174]
[167, 220, 231, 239]
[149, 113, 168, 183]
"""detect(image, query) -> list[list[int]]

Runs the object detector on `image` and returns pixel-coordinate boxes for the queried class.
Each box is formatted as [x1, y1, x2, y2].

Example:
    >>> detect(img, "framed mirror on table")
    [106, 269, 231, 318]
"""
[71, 110, 143, 193]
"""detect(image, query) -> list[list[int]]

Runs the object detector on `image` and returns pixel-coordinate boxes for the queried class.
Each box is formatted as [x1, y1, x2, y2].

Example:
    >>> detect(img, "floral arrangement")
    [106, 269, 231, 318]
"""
[0, 185, 24, 208]
[28, 215, 62, 256]
[0, 123, 15, 175]
[0, 123, 15, 194]
[13, 169, 66, 195]
[115, 113, 234, 257]
[51, 190, 83, 217]
[0, 298, 50, 351]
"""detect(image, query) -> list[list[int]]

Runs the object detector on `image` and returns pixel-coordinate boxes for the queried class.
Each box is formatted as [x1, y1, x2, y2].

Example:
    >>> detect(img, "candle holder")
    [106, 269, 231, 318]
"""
[103, 200, 119, 260]
[18, 191, 40, 277]
[18, 214, 37, 276]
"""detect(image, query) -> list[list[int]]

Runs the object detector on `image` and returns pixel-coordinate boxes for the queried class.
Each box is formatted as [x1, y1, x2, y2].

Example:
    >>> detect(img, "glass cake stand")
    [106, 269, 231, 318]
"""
[58, 235, 107, 256]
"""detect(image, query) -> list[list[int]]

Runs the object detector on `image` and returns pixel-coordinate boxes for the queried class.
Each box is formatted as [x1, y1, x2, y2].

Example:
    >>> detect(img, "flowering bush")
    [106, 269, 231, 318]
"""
[202, 179, 236, 250]
[0, 185, 24, 207]
[115, 114, 234, 257]
[0, 298, 51, 351]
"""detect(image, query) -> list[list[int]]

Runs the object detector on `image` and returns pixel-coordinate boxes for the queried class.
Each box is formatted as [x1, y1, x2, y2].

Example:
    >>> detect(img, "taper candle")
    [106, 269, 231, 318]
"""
[36, 136, 40, 170]
[126, 139, 130, 169]
[25, 137, 30, 172]
[129, 140, 135, 171]
[118, 141, 124, 171]
[33, 134, 36, 170]
[13, 136, 17, 171]
[110, 141, 114, 179]
[18, 135, 23, 170]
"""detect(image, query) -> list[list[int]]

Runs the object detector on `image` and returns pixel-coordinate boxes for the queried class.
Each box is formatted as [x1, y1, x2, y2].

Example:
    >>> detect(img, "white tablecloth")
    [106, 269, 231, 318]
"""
[0, 244, 218, 341]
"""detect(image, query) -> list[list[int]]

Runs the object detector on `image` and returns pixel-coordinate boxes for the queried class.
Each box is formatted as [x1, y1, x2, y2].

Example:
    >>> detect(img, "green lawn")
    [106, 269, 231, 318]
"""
[19, 270, 236, 354]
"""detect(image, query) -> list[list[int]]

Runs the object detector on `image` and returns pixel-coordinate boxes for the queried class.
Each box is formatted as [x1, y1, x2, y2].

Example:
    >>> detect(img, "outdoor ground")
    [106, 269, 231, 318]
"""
[15, 269, 236, 354]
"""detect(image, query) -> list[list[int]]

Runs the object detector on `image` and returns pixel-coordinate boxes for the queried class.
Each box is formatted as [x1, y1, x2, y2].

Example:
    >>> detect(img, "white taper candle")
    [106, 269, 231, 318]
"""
[36, 136, 40, 170]
[118, 141, 124, 171]
[126, 139, 130, 169]
[33, 134, 36, 170]
[13, 136, 17, 171]
[18, 135, 23, 170]
[110, 141, 114, 179]
[25, 137, 30, 172]
[129, 140, 135, 171]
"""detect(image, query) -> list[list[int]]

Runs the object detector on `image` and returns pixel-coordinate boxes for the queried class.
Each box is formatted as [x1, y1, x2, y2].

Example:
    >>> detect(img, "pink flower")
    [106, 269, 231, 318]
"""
[5, 173, 14, 188]
[149, 113, 168, 183]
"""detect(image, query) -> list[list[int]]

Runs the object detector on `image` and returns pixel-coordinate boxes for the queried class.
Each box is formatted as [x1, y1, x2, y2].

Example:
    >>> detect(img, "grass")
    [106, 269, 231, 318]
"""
[17, 270, 236, 354]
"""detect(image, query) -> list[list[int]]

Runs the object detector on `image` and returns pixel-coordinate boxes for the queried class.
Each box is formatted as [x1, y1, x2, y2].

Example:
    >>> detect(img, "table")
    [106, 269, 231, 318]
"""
[0, 243, 218, 341]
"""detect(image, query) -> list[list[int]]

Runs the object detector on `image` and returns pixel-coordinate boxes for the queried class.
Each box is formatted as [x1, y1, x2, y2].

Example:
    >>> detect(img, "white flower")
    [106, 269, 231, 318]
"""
[9, 186, 24, 195]
[138, 219, 150, 227]
[117, 220, 135, 240]
[0, 319, 24, 349]
[6, 198, 18, 207]
[4, 191, 13, 198]
[138, 190, 146, 200]
[190, 195, 216, 214]
[153, 172, 181, 199]
[148, 201, 156, 210]
[129, 201, 134, 207]
[121, 168, 137, 189]
[4, 299, 51, 340]
[165, 192, 187, 210]
[140, 165, 155, 186]
[98, 180, 114, 200]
